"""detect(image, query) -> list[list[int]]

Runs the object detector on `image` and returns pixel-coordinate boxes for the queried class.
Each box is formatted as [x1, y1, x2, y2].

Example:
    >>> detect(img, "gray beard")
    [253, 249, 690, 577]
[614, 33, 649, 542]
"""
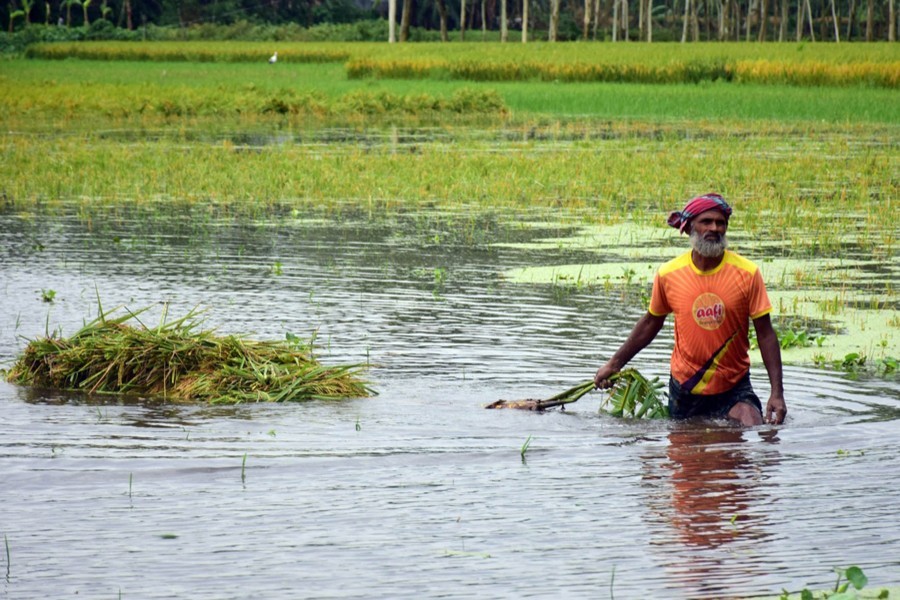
[691, 229, 728, 258]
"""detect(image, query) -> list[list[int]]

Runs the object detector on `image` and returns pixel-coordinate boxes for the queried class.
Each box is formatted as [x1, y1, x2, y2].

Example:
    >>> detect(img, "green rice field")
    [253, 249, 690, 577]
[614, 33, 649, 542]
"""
[2, 42, 898, 370]
[1, 40, 900, 600]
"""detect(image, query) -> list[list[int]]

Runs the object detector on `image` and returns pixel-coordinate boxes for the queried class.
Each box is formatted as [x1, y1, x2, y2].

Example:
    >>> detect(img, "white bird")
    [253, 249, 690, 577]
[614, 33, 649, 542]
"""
[269, 51, 278, 64]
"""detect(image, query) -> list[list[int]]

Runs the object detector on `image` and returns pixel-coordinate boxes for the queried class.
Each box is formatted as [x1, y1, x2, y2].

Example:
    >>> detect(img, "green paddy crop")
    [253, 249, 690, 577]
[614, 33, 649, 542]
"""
[346, 54, 899, 87]
[22, 39, 900, 87]
[3, 59, 898, 131]
[2, 44, 897, 376]
[24, 40, 900, 71]
[3, 125, 895, 219]
[25, 41, 353, 64]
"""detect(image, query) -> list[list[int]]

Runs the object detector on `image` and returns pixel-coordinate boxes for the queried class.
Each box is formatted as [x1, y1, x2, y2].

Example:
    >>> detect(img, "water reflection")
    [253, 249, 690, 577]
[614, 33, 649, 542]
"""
[16, 384, 261, 427]
[662, 425, 778, 549]
[642, 424, 782, 598]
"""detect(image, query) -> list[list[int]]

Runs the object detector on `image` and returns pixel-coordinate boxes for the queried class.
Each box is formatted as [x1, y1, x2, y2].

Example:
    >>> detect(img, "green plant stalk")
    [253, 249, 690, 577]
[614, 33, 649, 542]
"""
[544, 379, 597, 403]
[520, 435, 533, 458]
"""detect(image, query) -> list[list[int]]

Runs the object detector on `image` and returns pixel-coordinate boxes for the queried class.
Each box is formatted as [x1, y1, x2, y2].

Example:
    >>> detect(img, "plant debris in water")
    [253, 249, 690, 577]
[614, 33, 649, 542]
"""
[487, 369, 668, 418]
[4, 305, 373, 404]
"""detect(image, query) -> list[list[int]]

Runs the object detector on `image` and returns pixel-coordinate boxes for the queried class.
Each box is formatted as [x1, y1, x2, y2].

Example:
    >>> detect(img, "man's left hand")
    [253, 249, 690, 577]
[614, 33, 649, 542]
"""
[765, 394, 787, 425]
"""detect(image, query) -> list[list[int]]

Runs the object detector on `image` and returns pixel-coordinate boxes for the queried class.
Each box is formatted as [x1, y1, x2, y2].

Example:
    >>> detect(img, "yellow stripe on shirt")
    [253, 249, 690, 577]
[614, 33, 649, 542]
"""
[690, 335, 736, 395]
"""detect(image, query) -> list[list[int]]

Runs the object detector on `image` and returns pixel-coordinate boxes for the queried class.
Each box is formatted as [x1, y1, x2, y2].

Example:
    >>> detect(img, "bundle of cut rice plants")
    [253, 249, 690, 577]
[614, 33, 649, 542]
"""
[600, 369, 668, 419]
[485, 379, 596, 411]
[5, 305, 372, 404]
[487, 369, 668, 418]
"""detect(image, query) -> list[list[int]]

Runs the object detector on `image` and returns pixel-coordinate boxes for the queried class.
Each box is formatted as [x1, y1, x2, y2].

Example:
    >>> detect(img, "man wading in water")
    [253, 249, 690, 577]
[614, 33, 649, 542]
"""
[594, 194, 788, 426]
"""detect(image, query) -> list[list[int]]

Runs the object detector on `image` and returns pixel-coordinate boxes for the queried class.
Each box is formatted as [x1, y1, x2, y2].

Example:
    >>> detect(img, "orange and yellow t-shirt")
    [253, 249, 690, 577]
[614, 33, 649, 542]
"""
[649, 250, 772, 395]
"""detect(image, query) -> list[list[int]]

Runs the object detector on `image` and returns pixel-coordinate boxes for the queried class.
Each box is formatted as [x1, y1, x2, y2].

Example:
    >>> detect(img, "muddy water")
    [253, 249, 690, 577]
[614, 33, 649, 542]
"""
[1, 207, 898, 600]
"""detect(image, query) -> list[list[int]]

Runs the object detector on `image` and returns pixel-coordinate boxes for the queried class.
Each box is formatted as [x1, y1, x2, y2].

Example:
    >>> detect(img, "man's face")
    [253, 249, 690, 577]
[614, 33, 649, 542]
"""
[689, 209, 728, 258]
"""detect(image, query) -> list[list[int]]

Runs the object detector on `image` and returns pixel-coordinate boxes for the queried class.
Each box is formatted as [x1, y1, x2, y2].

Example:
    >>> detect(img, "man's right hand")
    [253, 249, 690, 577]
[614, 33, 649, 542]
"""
[593, 312, 666, 390]
[594, 363, 620, 389]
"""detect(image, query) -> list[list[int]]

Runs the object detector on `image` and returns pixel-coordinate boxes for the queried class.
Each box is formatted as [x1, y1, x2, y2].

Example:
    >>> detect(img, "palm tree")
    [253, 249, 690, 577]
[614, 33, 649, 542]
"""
[61, 0, 80, 25]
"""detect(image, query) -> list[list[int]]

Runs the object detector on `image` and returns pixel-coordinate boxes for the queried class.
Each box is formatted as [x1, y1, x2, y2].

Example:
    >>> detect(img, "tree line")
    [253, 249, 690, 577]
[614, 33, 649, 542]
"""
[3, 0, 896, 41]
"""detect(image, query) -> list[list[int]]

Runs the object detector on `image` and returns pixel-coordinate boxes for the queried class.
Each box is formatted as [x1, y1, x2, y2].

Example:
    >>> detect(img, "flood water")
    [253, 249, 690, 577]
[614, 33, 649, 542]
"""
[1, 206, 898, 599]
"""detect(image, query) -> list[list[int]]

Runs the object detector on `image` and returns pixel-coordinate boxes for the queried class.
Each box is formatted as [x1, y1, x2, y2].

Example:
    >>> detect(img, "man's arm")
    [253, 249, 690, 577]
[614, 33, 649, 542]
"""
[594, 312, 666, 388]
[753, 313, 787, 424]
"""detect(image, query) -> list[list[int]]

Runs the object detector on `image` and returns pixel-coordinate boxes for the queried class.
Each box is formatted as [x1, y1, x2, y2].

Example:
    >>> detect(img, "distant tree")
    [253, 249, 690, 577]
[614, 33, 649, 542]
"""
[459, 0, 465, 38]
[521, 0, 527, 41]
[548, 0, 558, 38]
[435, 0, 449, 39]
[66, 0, 79, 24]
[399, 0, 411, 39]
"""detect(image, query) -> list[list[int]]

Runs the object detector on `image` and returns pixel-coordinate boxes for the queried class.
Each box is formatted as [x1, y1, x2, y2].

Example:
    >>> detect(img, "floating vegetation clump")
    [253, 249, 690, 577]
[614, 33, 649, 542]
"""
[5, 306, 373, 404]
[487, 369, 668, 418]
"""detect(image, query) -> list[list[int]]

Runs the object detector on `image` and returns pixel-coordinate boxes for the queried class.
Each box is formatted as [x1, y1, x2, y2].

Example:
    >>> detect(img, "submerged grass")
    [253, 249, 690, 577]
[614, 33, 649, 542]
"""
[4, 305, 373, 404]
[2, 125, 895, 224]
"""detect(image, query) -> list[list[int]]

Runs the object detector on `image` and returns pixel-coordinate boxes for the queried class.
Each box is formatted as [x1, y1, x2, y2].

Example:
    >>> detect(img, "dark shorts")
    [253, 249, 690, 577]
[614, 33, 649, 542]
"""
[668, 373, 762, 420]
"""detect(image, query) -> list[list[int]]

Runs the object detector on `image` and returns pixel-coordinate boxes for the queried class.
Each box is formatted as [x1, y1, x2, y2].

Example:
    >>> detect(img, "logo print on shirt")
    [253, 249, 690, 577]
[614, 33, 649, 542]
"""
[692, 292, 726, 330]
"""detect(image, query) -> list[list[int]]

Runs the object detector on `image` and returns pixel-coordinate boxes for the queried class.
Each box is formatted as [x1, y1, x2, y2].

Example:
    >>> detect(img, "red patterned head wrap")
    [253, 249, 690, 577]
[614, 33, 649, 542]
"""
[667, 193, 732, 234]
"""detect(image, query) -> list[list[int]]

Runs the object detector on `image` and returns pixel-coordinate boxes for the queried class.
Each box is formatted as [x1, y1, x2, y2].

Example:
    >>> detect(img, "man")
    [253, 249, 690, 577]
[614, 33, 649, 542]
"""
[594, 193, 787, 426]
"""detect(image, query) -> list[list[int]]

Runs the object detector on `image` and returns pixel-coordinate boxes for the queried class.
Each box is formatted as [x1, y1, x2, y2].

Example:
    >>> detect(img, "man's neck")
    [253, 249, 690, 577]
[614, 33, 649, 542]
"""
[691, 249, 725, 272]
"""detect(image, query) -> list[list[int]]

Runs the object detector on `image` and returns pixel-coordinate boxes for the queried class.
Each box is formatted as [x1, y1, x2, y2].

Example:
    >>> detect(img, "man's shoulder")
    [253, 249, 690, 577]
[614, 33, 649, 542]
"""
[722, 250, 760, 275]
[658, 251, 693, 277]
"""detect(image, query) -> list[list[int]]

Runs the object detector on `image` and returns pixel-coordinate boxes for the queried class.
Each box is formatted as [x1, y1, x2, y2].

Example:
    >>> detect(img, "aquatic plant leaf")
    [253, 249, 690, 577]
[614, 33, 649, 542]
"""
[845, 566, 868, 590]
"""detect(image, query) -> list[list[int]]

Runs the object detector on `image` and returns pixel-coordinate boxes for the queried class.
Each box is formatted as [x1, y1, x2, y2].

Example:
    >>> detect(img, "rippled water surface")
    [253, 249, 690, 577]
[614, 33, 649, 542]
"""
[1, 208, 898, 599]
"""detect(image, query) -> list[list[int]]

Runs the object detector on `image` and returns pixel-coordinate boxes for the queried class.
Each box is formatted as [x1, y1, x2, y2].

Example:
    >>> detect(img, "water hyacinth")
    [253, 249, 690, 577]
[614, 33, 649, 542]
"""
[5, 305, 373, 404]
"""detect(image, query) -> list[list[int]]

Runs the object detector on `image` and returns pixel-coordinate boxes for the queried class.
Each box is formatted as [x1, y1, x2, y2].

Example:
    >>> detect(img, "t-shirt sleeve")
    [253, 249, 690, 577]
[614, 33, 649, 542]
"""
[749, 267, 772, 320]
[648, 271, 671, 316]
